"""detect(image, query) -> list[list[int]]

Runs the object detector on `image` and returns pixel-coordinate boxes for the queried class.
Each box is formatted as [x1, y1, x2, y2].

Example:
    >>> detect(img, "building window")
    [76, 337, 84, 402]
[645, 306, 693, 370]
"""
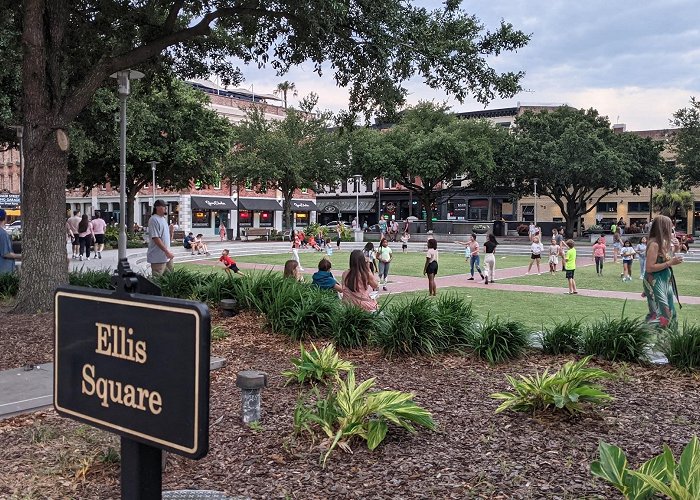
[259, 210, 274, 227]
[300, 187, 308, 194]
[294, 212, 309, 226]
[522, 205, 534, 222]
[597, 202, 618, 213]
[365, 180, 373, 193]
[468, 199, 489, 221]
[384, 179, 395, 189]
[192, 210, 210, 228]
[628, 201, 650, 213]
[213, 179, 222, 190]
[340, 180, 348, 193]
[8, 173, 13, 191]
[100, 183, 107, 191]
[244, 179, 253, 191]
[238, 210, 252, 227]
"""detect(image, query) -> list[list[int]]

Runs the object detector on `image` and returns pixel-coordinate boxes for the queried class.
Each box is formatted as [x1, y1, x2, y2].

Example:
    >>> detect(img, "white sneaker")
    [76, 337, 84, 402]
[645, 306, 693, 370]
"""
[299, 267, 305, 272]
[79, 255, 83, 261]
[525, 272, 530, 275]
[537, 272, 541, 275]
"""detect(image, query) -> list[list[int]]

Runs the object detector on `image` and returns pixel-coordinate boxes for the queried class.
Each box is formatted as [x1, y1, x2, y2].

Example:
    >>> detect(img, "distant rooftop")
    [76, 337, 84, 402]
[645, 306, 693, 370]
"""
[186, 79, 282, 103]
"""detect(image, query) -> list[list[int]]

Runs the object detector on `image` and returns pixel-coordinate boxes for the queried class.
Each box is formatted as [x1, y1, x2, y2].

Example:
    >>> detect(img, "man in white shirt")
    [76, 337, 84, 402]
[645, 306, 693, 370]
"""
[147, 200, 174, 276]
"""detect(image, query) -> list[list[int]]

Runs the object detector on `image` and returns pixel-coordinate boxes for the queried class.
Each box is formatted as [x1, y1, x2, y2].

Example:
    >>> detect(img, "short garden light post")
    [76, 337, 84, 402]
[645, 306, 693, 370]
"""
[236, 370, 268, 424]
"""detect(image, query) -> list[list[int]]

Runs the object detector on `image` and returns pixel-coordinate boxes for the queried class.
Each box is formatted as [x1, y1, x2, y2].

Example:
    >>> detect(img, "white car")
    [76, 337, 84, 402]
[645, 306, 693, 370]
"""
[6, 220, 21, 235]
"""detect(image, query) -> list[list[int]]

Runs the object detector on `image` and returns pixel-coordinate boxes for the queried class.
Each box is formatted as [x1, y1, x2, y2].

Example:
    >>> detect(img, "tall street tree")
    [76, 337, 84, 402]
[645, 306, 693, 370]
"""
[351, 102, 506, 229]
[67, 79, 234, 233]
[672, 97, 700, 185]
[226, 96, 344, 229]
[497, 107, 664, 236]
[651, 179, 694, 221]
[0, 0, 529, 312]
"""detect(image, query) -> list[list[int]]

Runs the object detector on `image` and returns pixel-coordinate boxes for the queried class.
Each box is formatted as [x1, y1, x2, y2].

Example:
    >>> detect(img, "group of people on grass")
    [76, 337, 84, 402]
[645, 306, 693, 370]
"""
[183, 232, 211, 255]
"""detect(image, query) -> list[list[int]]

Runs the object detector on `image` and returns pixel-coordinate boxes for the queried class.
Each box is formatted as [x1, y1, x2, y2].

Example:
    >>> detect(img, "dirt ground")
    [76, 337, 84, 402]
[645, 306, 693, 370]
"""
[1, 311, 699, 499]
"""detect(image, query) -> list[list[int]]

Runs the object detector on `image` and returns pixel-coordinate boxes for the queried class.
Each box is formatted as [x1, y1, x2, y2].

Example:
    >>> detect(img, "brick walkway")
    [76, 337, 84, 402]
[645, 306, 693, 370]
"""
[198, 258, 700, 306]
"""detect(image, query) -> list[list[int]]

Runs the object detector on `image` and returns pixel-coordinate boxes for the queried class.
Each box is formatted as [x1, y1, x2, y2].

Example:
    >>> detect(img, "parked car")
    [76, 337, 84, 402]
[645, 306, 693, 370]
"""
[6, 221, 21, 235]
[322, 221, 341, 229]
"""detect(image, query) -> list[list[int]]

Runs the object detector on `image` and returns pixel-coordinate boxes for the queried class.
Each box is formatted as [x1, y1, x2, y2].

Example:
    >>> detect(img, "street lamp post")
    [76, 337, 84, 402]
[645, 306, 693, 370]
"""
[353, 174, 362, 229]
[110, 69, 144, 260]
[9, 126, 24, 217]
[533, 178, 538, 226]
[148, 161, 159, 208]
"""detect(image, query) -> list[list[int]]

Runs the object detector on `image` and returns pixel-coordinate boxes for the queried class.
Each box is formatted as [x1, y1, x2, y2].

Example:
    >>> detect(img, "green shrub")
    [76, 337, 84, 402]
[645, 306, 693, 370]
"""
[233, 271, 287, 313]
[377, 297, 445, 356]
[471, 317, 530, 364]
[659, 322, 700, 372]
[266, 280, 339, 340]
[69, 269, 112, 289]
[582, 314, 653, 362]
[211, 325, 230, 341]
[283, 343, 353, 385]
[591, 436, 700, 500]
[0, 272, 20, 298]
[434, 293, 477, 350]
[491, 356, 613, 415]
[331, 304, 382, 348]
[153, 268, 204, 299]
[539, 319, 582, 355]
[293, 369, 435, 466]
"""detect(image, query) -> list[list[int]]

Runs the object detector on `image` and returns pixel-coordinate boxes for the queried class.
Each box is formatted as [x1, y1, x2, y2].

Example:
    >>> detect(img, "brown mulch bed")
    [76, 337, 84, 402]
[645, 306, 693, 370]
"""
[1, 311, 699, 499]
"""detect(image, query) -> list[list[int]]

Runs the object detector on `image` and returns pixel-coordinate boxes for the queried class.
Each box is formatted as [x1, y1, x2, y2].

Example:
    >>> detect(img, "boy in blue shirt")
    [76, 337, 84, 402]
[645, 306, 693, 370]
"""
[311, 258, 342, 292]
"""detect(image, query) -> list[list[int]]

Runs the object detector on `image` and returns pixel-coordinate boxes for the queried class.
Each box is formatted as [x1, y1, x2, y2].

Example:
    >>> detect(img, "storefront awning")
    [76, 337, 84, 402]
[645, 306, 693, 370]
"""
[287, 200, 318, 212]
[238, 198, 283, 211]
[316, 198, 377, 213]
[190, 196, 237, 210]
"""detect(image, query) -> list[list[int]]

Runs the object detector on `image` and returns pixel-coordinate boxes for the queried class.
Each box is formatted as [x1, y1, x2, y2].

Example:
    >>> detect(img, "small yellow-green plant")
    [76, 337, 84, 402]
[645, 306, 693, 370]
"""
[283, 343, 353, 385]
[491, 356, 613, 415]
[293, 369, 435, 466]
[591, 436, 700, 499]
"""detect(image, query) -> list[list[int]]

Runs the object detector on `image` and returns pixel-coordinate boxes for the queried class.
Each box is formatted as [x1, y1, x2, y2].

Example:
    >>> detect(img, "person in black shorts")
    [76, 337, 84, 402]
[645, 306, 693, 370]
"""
[424, 238, 439, 296]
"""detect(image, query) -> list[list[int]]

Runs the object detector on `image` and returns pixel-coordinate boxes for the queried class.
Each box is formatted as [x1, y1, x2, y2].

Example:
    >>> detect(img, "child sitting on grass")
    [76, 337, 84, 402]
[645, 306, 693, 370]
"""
[219, 249, 245, 276]
[563, 239, 577, 294]
[312, 258, 342, 292]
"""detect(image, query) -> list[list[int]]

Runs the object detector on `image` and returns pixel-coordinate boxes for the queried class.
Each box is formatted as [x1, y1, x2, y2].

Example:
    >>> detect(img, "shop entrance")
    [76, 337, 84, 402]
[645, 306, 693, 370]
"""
[214, 211, 229, 235]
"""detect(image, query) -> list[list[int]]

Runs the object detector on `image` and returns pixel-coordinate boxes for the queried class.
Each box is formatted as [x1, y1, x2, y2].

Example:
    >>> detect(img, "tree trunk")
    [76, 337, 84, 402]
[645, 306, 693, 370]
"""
[284, 191, 293, 230]
[15, 129, 71, 313]
[422, 194, 434, 231]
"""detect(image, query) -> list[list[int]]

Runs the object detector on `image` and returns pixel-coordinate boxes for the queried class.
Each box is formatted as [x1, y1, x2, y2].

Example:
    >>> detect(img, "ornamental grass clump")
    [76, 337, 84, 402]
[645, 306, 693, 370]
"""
[331, 304, 382, 348]
[283, 343, 353, 385]
[434, 293, 477, 351]
[153, 267, 204, 299]
[582, 314, 653, 363]
[539, 319, 583, 355]
[659, 321, 700, 372]
[491, 356, 613, 415]
[68, 269, 112, 290]
[0, 272, 19, 298]
[377, 296, 445, 356]
[266, 280, 339, 341]
[471, 317, 530, 364]
[293, 369, 435, 466]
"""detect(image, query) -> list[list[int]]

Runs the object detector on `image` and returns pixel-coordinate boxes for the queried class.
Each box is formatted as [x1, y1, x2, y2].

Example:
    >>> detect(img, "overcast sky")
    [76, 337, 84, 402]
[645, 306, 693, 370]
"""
[239, 1, 699, 131]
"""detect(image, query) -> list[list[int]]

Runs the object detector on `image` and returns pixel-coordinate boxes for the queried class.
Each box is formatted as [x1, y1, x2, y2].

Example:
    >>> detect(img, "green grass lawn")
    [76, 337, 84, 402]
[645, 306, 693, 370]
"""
[232, 251, 533, 277]
[499, 260, 700, 297]
[381, 287, 700, 330]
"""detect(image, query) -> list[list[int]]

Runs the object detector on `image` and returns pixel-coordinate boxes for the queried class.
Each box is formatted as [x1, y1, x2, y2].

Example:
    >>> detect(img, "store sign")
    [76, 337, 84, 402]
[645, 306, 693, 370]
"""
[293, 201, 312, 209]
[54, 287, 210, 458]
[0, 193, 20, 207]
[204, 200, 228, 207]
[323, 205, 338, 213]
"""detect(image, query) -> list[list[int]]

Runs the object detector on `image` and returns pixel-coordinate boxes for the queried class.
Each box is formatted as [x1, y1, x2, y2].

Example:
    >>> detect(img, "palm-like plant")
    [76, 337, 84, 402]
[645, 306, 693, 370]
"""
[274, 80, 298, 108]
[652, 180, 694, 220]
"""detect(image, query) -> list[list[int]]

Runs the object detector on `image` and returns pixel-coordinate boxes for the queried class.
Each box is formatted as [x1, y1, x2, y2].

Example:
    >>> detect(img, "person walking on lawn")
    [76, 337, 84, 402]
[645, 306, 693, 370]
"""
[592, 236, 606, 276]
[563, 239, 578, 294]
[483, 233, 498, 284]
[456, 234, 484, 281]
[377, 238, 393, 291]
[66, 210, 81, 259]
[527, 235, 543, 275]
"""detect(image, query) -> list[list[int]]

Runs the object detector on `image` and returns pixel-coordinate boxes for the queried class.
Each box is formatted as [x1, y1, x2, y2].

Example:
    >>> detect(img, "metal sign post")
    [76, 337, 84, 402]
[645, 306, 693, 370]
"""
[55, 258, 210, 500]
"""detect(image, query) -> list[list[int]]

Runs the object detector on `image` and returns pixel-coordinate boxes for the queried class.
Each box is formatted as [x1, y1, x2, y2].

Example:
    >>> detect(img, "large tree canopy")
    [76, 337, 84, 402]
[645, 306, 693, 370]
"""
[0, 0, 529, 312]
[225, 97, 345, 229]
[493, 107, 664, 236]
[68, 79, 234, 232]
[672, 97, 700, 186]
[351, 102, 506, 229]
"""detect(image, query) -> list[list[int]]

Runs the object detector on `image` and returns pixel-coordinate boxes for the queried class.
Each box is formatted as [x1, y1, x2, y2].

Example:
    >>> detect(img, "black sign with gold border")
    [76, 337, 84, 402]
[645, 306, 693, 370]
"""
[54, 286, 210, 459]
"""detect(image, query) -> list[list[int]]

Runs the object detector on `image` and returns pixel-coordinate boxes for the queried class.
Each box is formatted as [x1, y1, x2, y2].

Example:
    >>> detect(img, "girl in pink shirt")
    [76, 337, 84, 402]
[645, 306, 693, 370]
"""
[341, 250, 379, 312]
[592, 236, 606, 276]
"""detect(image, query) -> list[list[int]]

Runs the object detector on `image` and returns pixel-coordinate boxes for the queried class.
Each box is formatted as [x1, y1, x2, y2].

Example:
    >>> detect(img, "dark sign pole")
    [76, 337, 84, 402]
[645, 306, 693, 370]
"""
[112, 259, 162, 500]
[55, 258, 210, 500]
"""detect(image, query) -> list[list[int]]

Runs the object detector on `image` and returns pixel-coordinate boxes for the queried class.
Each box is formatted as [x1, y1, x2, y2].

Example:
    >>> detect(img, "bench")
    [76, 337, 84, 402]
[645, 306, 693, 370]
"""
[243, 228, 270, 241]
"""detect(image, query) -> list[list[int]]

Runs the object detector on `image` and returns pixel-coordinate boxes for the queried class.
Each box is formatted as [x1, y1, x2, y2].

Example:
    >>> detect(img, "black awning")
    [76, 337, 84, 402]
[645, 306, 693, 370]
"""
[238, 198, 283, 211]
[316, 198, 376, 213]
[191, 196, 237, 211]
[287, 200, 318, 212]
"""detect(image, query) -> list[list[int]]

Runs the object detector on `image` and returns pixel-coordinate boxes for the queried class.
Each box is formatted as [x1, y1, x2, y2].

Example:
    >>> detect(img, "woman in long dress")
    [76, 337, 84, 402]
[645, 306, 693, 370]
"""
[643, 215, 684, 328]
